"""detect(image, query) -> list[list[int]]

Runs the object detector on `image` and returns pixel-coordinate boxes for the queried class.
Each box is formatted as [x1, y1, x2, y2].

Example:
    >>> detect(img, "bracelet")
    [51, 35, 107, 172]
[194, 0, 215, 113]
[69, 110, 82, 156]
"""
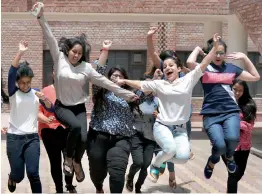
[101, 48, 109, 51]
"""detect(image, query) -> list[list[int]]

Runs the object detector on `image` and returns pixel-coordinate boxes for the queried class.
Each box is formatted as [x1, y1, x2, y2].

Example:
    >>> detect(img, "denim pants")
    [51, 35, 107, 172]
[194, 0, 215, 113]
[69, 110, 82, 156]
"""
[7, 133, 42, 193]
[203, 112, 240, 164]
[152, 122, 190, 168]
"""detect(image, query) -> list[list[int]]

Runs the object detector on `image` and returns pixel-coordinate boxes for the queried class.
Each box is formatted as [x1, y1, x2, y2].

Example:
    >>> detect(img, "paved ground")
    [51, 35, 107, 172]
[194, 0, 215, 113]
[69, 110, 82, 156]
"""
[1, 130, 262, 193]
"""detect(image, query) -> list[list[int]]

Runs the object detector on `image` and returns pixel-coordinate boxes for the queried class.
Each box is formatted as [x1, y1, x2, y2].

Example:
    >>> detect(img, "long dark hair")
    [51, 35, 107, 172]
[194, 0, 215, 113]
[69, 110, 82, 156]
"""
[58, 33, 91, 63]
[1, 70, 9, 104]
[233, 79, 257, 122]
[93, 67, 139, 114]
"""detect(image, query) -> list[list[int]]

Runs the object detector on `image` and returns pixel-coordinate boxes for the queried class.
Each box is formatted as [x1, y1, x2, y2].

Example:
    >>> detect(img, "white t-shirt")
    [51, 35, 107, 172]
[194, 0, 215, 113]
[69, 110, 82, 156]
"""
[8, 88, 39, 135]
[141, 65, 203, 125]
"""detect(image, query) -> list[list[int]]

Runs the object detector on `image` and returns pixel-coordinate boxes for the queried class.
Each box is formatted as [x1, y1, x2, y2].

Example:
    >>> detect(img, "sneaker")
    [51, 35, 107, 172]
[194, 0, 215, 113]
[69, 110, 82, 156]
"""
[227, 158, 237, 173]
[66, 185, 77, 193]
[204, 157, 214, 179]
[159, 163, 166, 175]
[7, 175, 16, 193]
[149, 165, 160, 183]
[125, 176, 133, 192]
[135, 188, 142, 193]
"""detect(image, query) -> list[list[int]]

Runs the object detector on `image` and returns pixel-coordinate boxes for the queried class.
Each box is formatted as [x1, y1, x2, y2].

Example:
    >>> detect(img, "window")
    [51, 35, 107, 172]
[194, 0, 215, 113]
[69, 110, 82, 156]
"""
[107, 50, 147, 80]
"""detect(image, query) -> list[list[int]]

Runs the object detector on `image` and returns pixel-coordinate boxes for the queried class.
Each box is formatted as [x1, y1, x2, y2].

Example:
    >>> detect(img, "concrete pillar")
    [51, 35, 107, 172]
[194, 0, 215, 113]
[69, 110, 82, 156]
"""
[204, 21, 223, 43]
[227, 15, 248, 68]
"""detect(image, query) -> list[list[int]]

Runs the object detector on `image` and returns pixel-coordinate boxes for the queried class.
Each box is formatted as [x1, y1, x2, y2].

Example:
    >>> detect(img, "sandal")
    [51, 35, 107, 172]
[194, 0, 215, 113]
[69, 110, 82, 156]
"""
[63, 157, 73, 176]
[169, 178, 177, 190]
[73, 160, 85, 182]
[8, 174, 16, 193]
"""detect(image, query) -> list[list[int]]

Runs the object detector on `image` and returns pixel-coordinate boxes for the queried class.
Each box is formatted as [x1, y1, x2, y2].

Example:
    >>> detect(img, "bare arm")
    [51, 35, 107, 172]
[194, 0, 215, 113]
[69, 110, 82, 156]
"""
[96, 40, 112, 67]
[38, 111, 51, 124]
[227, 52, 260, 82]
[199, 34, 220, 72]
[9, 41, 28, 96]
[187, 46, 206, 70]
[147, 27, 162, 68]
[122, 80, 142, 90]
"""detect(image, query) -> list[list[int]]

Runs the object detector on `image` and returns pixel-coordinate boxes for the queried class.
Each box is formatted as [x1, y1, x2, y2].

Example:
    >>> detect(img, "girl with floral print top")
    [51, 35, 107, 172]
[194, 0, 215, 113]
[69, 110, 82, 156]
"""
[87, 41, 138, 193]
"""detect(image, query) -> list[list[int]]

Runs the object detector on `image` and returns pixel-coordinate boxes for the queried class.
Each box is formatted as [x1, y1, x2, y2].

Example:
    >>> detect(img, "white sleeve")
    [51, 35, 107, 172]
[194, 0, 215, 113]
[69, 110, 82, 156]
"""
[184, 65, 204, 89]
[141, 80, 158, 93]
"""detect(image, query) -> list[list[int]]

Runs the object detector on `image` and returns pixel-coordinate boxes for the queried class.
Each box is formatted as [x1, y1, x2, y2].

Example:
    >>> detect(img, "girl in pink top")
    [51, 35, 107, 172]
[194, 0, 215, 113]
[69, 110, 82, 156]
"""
[222, 79, 257, 193]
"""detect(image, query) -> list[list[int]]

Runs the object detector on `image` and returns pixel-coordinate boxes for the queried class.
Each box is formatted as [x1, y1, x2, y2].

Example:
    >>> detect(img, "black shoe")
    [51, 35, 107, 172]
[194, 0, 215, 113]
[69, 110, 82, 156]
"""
[125, 176, 133, 192]
[135, 183, 142, 193]
[66, 185, 77, 193]
[56, 187, 64, 193]
[8, 174, 16, 193]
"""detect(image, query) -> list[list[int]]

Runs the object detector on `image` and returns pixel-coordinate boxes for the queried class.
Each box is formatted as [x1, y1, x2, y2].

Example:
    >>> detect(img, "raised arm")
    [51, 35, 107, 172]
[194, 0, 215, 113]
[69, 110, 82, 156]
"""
[187, 46, 206, 70]
[96, 40, 112, 67]
[226, 52, 260, 82]
[8, 41, 28, 96]
[31, 2, 60, 64]
[199, 34, 220, 72]
[147, 27, 162, 68]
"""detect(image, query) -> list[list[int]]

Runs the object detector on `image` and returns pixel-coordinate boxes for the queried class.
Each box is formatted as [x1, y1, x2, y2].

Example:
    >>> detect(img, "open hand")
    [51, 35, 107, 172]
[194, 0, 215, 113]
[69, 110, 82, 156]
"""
[213, 33, 221, 48]
[31, 2, 44, 18]
[35, 91, 47, 101]
[1, 127, 8, 134]
[102, 40, 113, 50]
[19, 40, 28, 54]
[147, 27, 158, 36]
[226, 52, 246, 60]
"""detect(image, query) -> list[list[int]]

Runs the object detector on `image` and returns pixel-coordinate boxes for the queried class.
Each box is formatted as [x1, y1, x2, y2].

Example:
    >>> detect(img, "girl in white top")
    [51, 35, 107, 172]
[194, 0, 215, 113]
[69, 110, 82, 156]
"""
[6, 41, 52, 193]
[31, 2, 138, 182]
[117, 33, 220, 182]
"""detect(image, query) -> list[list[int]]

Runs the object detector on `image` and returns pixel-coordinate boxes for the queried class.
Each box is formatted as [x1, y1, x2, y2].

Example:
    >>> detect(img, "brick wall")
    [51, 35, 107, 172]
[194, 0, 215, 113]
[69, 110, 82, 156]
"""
[2, 0, 229, 15]
[1, 0, 261, 114]
[230, 0, 262, 55]
[1, 20, 43, 112]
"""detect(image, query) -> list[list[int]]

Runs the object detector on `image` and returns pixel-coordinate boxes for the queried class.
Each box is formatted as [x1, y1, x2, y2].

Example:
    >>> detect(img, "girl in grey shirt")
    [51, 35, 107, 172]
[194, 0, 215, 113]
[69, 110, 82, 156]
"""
[31, 2, 137, 183]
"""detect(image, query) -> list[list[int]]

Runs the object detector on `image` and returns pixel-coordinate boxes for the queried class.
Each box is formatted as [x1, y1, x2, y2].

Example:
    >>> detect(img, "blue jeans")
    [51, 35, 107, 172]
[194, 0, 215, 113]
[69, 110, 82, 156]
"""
[7, 133, 42, 193]
[203, 112, 240, 164]
[153, 122, 190, 168]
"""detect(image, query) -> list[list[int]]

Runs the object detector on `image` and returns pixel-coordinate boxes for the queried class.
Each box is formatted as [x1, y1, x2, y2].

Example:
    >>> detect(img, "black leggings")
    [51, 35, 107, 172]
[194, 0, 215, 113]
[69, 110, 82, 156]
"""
[54, 100, 87, 163]
[222, 150, 250, 193]
[87, 127, 131, 193]
[127, 133, 155, 190]
[41, 126, 74, 193]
